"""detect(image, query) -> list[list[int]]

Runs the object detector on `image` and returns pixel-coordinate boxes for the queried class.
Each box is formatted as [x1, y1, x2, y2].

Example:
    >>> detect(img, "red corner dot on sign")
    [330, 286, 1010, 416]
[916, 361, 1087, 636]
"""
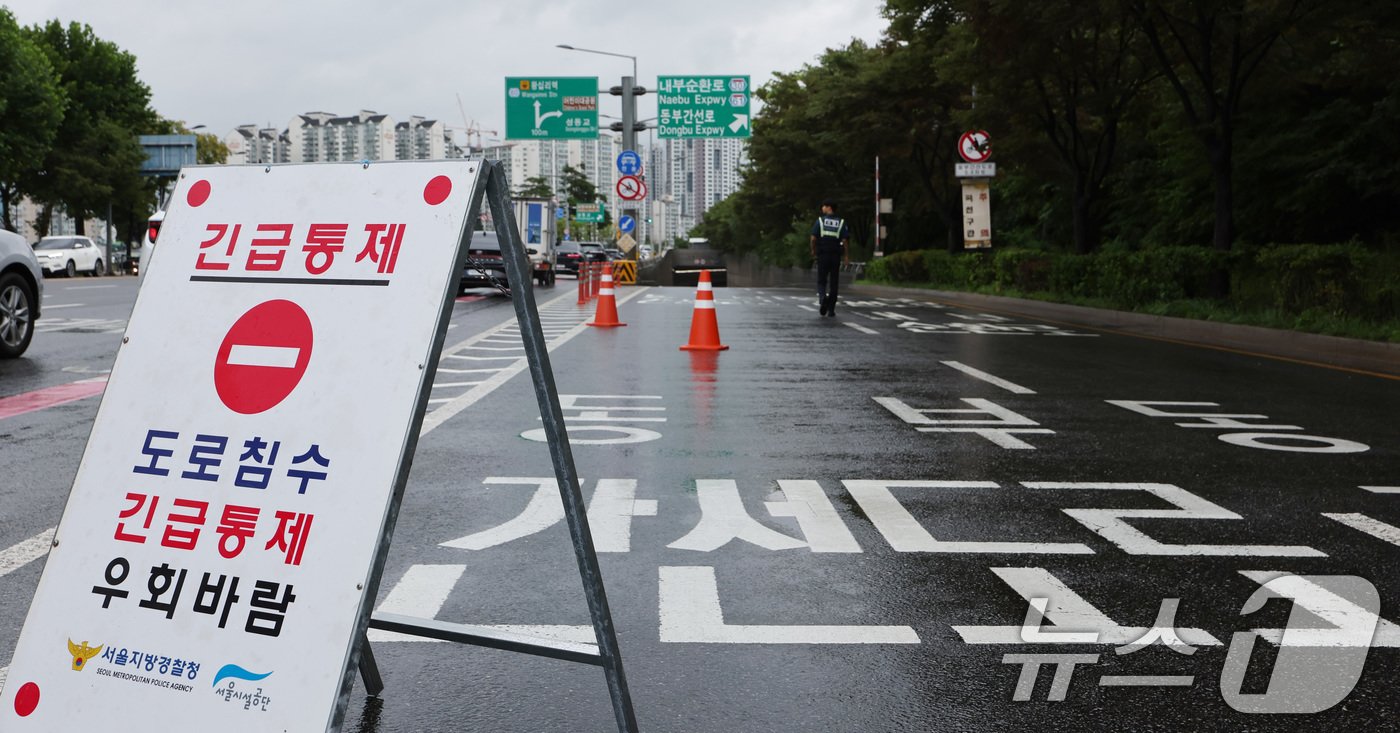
[424, 175, 452, 206]
[14, 682, 40, 716]
[187, 179, 212, 207]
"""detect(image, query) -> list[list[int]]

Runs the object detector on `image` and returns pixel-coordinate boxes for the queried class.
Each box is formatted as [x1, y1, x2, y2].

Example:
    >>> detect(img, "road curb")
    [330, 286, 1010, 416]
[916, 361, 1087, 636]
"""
[848, 283, 1400, 378]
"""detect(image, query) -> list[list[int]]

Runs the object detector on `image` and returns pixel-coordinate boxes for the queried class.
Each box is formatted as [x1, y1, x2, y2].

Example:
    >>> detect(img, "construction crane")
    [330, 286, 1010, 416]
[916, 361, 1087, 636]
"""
[456, 93, 499, 151]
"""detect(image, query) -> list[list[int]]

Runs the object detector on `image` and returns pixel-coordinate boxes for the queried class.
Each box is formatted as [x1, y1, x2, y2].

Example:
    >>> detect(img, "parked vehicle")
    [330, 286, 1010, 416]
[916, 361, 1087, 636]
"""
[459, 232, 508, 293]
[135, 209, 165, 280]
[33, 235, 105, 277]
[0, 227, 42, 358]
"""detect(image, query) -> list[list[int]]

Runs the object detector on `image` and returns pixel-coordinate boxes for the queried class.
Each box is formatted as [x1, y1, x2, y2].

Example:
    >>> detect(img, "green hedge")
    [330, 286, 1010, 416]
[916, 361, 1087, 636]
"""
[863, 244, 1398, 321]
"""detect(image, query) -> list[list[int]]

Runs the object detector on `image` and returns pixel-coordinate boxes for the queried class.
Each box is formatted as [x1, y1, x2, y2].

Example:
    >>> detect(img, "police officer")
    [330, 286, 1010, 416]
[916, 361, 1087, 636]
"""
[809, 199, 850, 316]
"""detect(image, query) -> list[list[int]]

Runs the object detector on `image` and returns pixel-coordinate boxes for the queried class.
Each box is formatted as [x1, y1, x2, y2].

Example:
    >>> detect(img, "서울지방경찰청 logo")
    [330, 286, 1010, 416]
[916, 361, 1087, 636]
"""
[67, 639, 103, 672]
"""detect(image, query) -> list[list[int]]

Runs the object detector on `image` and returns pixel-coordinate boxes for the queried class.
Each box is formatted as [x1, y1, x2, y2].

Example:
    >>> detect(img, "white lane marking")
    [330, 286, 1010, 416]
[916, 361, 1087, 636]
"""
[1322, 513, 1400, 547]
[369, 565, 466, 641]
[431, 382, 484, 389]
[41, 303, 84, 310]
[226, 344, 300, 368]
[798, 305, 817, 312]
[420, 288, 647, 435]
[367, 563, 595, 651]
[0, 529, 54, 577]
[1361, 486, 1400, 494]
[941, 361, 1036, 394]
[67, 285, 116, 290]
[659, 566, 920, 644]
[843, 322, 879, 335]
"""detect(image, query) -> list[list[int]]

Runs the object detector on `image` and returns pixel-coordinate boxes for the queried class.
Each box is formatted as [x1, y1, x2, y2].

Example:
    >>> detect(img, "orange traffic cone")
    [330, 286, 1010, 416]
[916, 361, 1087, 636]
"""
[577, 261, 591, 305]
[680, 269, 728, 351]
[587, 262, 627, 328]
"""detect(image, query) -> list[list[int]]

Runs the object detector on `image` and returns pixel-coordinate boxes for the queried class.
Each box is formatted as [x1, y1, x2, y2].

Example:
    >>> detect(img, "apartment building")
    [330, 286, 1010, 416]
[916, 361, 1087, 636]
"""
[225, 125, 290, 165]
[482, 135, 623, 229]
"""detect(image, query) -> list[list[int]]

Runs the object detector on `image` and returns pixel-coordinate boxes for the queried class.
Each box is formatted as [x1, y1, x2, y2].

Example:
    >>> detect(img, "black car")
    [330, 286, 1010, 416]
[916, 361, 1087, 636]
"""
[459, 232, 508, 293]
[578, 241, 608, 263]
[555, 242, 584, 276]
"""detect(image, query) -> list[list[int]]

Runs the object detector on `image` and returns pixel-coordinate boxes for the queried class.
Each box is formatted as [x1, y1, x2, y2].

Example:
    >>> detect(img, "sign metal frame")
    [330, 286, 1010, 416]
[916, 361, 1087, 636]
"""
[355, 161, 641, 733]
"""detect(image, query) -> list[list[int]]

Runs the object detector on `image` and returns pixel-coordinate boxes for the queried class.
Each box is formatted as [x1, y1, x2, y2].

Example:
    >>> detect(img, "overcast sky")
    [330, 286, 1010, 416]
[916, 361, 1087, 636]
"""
[7, 0, 888, 145]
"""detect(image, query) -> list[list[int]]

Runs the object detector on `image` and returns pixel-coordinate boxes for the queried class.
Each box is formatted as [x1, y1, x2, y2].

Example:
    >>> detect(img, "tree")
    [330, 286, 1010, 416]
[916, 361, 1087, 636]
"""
[516, 175, 554, 198]
[0, 8, 65, 232]
[878, 3, 969, 251]
[559, 164, 597, 206]
[1126, 0, 1325, 256]
[961, 0, 1156, 253]
[21, 19, 158, 237]
[559, 164, 602, 237]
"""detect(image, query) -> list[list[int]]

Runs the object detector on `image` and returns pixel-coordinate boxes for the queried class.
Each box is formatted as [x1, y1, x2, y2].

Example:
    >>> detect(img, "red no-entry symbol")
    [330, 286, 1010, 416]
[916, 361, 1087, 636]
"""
[214, 300, 314, 414]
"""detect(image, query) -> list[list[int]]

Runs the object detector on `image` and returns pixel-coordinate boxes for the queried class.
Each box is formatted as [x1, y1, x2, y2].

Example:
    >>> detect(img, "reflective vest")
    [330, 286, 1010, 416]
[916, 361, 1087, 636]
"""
[817, 216, 845, 241]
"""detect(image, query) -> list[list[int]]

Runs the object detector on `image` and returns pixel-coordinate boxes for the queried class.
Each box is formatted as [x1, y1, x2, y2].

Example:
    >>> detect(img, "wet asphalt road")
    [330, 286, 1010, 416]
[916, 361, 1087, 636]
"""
[2, 276, 1397, 732]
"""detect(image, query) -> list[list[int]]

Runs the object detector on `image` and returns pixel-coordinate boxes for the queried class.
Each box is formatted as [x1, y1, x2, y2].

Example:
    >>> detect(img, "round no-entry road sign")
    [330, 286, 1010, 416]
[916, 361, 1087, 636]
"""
[958, 130, 992, 163]
[616, 175, 647, 201]
[214, 299, 314, 414]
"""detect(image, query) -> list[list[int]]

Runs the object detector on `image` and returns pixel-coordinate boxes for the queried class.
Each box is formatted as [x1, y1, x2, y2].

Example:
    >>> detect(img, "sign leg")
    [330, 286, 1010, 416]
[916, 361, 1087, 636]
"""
[485, 161, 642, 733]
[358, 633, 385, 698]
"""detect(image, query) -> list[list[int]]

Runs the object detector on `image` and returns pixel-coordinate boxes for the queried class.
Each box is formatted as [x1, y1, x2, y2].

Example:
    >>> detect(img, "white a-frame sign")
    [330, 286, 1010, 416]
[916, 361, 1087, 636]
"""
[3, 160, 639, 732]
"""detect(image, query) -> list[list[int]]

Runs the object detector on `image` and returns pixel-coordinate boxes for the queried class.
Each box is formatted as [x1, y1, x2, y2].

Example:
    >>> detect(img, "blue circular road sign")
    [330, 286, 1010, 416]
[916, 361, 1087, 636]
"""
[617, 150, 643, 176]
[618, 215, 636, 234]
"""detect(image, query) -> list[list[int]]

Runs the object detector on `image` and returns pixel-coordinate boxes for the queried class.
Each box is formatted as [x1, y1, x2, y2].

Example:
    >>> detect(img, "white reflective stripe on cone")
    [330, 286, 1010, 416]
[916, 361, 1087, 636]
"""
[600, 288, 614, 296]
[694, 300, 716, 309]
[697, 282, 712, 291]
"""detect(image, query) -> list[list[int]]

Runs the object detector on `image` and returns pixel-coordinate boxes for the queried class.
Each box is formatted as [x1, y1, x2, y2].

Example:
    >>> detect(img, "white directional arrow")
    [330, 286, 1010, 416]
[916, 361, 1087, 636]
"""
[534, 100, 563, 129]
[729, 114, 749, 133]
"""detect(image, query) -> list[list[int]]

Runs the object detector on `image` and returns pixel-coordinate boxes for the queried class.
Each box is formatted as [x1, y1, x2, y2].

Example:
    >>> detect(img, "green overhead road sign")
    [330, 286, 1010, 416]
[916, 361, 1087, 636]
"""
[505, 77, 599, 139]
[574, 202, 605, 223]
[656, 75, 751, 139]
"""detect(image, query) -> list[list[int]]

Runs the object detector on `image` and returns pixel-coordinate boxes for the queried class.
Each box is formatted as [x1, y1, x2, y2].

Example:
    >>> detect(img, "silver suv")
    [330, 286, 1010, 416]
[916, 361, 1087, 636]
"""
[0, 227, 42, 358]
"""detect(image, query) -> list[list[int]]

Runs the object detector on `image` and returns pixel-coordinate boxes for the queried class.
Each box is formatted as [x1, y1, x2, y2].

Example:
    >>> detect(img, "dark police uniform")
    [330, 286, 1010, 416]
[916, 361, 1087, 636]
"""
[810, 213, 849, 316]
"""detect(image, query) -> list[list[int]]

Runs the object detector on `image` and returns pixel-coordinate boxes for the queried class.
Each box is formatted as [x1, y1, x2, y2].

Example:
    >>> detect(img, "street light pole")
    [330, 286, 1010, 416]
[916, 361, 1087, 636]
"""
[556, 44, 648, 256]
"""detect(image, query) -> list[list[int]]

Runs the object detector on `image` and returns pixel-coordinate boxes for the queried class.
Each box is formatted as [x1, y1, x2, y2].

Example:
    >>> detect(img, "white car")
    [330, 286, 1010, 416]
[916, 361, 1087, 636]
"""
[0, 227, 42, 358]
[33, 235, 106, 277]
[136, 209, 164, 282]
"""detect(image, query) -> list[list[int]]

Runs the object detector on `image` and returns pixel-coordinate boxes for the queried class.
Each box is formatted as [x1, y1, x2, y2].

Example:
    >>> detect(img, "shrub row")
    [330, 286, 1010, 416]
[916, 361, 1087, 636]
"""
[862, 244, 1397, 319]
